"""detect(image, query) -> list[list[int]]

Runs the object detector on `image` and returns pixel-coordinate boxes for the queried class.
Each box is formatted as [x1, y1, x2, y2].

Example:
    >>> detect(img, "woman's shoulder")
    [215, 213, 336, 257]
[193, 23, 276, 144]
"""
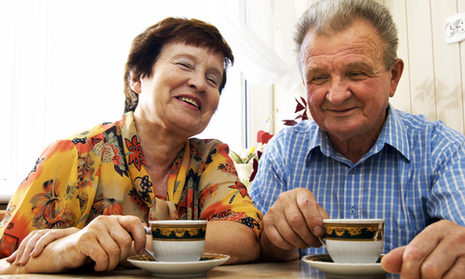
[189, 138, 224, 149]
[67, 121, 118, 142]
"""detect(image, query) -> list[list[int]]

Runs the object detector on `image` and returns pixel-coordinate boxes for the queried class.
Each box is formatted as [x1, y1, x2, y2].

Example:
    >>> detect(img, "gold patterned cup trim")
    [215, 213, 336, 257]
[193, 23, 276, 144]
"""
[324, 222, 384, 241]
[150, 224, 206, 241]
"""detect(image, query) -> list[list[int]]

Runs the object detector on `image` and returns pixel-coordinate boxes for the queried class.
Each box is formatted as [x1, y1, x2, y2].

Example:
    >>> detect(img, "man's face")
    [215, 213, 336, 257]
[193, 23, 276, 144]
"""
[299, 19, 402, 144]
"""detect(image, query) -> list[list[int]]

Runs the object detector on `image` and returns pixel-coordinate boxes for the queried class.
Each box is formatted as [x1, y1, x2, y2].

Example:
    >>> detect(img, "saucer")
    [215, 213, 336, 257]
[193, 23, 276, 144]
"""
[302, 254, 386, 279]
[127, 253, 229, 277]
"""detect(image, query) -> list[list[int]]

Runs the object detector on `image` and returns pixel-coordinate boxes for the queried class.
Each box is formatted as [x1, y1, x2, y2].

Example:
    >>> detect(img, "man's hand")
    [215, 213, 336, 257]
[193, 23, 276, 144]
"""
[381, 220, 465, 278]
[260, 188, 329, 261]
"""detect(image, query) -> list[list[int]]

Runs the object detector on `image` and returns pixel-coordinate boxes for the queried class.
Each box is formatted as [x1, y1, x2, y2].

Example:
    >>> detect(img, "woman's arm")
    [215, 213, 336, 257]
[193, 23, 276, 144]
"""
[0, 215, 146, 274]
[204, 220, 260, 264]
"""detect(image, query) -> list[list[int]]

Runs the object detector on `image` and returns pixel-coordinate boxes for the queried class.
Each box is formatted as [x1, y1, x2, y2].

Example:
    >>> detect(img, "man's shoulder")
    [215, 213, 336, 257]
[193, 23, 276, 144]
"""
[395, 109, 465, 144]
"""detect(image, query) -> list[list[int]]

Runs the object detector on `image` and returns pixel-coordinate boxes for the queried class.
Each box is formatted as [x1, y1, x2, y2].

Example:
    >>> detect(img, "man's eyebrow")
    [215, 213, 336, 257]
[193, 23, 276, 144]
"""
[306, 67, 326, 75]
[345, 62, 374, 72]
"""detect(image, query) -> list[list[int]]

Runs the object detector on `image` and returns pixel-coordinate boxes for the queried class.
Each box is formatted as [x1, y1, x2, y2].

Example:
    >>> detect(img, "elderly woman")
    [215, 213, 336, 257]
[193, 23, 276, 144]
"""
[0, 17, 262, 274]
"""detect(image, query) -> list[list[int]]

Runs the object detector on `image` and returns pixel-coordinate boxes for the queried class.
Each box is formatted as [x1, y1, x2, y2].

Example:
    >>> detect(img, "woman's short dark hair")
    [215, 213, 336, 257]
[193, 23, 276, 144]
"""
[123, 17, 234, 112]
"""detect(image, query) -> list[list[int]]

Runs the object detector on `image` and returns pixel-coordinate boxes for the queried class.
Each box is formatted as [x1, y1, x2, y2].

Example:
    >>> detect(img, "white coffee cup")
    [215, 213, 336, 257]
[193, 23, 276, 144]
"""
[145, 220, 207, 262]
[319, 218, 384, 263]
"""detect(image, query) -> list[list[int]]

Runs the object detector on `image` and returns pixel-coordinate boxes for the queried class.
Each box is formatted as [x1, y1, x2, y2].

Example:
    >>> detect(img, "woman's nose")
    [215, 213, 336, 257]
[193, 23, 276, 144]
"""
[187, 71, 207, 91]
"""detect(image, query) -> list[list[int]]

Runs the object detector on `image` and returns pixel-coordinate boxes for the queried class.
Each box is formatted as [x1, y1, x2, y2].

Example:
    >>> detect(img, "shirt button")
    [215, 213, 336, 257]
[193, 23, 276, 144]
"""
[349, 206, 357, 215]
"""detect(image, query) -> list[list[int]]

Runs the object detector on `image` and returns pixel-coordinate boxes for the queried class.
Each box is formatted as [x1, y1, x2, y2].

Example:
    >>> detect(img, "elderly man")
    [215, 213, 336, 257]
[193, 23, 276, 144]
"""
[250, 0, 465, 277]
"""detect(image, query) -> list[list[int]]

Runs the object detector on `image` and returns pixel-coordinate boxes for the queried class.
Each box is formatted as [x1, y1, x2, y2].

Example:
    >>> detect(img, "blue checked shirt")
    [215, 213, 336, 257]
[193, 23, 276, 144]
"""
[250, 105, 465, 257]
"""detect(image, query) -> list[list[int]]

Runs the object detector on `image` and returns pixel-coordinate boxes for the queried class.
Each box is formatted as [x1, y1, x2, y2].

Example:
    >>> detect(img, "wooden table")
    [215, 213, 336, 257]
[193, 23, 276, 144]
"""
[1, 260, 397, 278]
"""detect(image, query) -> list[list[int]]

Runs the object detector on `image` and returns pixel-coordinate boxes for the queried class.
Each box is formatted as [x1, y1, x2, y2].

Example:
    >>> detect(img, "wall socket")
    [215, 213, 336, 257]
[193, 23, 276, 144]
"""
[444, 13, 465, 44]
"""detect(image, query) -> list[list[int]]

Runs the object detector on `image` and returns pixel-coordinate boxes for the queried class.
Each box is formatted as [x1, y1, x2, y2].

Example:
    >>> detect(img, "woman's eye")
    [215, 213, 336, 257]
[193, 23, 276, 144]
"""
[206, 75, 219, 86]
[178, 62, 192, 69]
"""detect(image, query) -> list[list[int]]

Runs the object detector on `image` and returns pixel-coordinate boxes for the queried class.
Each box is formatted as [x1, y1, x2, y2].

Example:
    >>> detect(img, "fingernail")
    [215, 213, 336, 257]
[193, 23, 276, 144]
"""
[313, 225, 323, 236]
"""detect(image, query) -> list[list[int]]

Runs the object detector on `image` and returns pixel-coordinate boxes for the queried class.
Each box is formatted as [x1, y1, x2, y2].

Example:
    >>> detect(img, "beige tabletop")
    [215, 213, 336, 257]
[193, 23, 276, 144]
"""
[0, 259, 397, 279]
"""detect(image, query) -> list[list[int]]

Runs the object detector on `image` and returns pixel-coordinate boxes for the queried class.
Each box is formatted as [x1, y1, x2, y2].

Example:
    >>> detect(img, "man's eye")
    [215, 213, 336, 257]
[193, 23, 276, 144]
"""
[348, 72, 367, 80]
[310, 76, 328, 85]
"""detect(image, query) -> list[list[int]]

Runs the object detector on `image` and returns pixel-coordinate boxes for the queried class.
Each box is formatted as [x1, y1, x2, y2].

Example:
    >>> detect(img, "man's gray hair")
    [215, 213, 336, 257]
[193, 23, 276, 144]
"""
[295, 0, 398, 70]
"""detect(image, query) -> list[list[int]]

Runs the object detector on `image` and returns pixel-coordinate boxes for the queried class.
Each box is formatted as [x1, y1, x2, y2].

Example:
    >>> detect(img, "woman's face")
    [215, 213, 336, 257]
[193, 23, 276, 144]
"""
[133, 42, 224, 137]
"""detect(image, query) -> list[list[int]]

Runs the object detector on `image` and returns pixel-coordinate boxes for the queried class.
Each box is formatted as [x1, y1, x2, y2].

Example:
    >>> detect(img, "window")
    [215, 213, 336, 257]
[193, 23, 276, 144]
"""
[0, 0, 249, 200]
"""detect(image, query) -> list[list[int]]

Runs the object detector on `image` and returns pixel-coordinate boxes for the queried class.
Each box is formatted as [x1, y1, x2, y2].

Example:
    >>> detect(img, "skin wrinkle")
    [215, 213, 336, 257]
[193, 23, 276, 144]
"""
[298, 19, 400, 163]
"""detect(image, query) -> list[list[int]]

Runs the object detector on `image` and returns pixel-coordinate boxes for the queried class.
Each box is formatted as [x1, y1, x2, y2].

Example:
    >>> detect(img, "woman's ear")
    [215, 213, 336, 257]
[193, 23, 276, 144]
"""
[129, 72, 142, 94]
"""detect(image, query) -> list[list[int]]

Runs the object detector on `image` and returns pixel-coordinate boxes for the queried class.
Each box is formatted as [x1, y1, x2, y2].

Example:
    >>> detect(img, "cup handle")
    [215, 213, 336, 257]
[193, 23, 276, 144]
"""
[143, 226, 155, 259]
[318, 236, 326, 247]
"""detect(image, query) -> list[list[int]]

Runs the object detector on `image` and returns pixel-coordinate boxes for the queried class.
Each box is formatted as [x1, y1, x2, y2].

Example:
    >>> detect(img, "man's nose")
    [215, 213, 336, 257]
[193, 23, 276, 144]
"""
[326, 79, 351, 105]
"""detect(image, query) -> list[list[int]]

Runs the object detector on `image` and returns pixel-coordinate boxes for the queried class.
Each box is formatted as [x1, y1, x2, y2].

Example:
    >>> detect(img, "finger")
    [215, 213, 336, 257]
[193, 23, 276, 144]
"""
[444, 256, 465, 279]
[75, 225, 110, 272]
[108, 224, 134, 263]
[17, 231, 48, 265]
[84, 242, 110, 272]
[96, 230, 121, 271]
[31, 227, 78, 257]
[282, 202, 319, 248]
[265, 202, 310, 249]
[417, 224, 465, 278]
[318, 205, 329, 219]
[262, 219, 294, 250]
[118, 216, 146, 255]
[381, 246, 405, 273]
[296, 191, 325, 237]
[400, 226, 441, 279]
[6, 250, 18, 263]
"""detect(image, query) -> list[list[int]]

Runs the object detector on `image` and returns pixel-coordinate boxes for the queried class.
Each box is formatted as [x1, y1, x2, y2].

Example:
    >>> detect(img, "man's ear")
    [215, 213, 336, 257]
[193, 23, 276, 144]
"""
[129, 72, 142, 94]
[389, 58, 404, 98]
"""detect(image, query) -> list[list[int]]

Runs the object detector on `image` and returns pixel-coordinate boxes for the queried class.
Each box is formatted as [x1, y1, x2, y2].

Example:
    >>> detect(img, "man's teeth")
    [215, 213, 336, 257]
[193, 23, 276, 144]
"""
[178, 97, 199, 109]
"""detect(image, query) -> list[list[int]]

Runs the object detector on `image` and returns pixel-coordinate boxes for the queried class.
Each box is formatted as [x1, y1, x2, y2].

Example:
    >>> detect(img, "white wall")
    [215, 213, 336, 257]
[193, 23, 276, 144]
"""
[3, 0, 465, 201]
[0, 0, 247, 200]
[269, 0, 465, 136]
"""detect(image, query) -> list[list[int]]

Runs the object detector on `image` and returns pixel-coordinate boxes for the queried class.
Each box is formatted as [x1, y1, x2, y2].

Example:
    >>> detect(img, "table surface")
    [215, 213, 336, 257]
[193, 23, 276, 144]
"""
[2, 259, 399, 279]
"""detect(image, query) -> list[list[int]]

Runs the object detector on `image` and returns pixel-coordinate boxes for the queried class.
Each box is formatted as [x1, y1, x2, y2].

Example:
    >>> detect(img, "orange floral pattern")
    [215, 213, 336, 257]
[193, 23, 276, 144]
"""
[0, 112, 263, 257]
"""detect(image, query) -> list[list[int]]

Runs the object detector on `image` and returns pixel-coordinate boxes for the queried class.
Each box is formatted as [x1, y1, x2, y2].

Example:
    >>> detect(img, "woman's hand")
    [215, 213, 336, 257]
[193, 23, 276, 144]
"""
[64, 215, 146, 271]
[6, 227, 78, 266]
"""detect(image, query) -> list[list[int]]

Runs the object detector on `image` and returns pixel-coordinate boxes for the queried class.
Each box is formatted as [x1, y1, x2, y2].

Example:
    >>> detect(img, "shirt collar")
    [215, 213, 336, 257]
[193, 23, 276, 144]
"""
[307, 105, 410, 162]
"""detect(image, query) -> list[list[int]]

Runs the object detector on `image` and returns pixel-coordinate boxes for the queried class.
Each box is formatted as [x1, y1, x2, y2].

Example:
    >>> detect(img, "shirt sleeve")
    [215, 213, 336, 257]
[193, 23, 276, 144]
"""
[196, 140, 263, 239]
[0, 140, 93, 257]
[428, 131, 465, 226]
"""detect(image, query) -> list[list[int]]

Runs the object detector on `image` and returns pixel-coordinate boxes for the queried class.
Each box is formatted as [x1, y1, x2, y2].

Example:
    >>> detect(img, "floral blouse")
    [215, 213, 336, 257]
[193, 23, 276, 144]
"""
[0, 112, 263, 257]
